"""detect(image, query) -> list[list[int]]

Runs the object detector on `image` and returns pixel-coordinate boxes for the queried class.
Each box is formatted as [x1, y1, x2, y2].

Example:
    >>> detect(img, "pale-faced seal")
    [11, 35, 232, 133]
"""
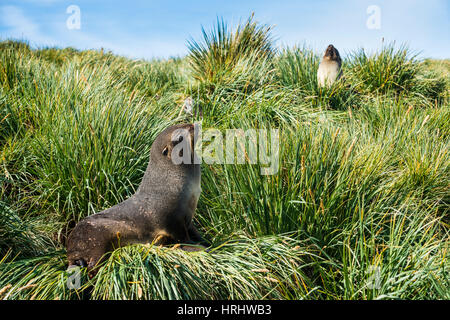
[317, 44, 342, 87]
[66, 123, 206, 276]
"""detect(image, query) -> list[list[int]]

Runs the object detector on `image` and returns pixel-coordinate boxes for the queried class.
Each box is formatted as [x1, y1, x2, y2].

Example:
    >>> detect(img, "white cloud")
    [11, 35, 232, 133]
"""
[0, 5, 56, 45]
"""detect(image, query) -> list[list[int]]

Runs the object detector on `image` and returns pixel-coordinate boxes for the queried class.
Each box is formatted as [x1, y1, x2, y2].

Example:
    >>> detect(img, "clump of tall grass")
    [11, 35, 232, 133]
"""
[0, 46, 22, 91]
[0, 235, 320, 300]
[276, 46, 319, 91]
[191, 82, 330, 130]
[117, 58, 185, 97]
[0, 44, 53, 141]
[187, 15, 275, 92]
[0, 90, 19, 142]
[35, 47, 81, 66]
[91, 235, 318, 299]
[0, 201, 53, 259]
[411, 67, 448, 105]
[275, 46, 358, 110]
[338, 201, 448, 299]
[0, 40, 31, 53]
[422, 59, 450, 83]
[198, 120, 377, 243]
[347, 43, 419, 94]
[0, 250, 79, 300]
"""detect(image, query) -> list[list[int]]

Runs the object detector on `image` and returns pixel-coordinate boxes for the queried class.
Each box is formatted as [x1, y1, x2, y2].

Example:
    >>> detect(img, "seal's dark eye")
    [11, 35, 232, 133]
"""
[162, 147, 169, 156]
[178, 135, 183, 143]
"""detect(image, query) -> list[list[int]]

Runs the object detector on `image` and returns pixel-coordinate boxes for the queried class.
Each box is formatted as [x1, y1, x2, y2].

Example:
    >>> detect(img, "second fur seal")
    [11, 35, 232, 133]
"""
[317, 44, 342, 87]
[67, 123, 207, 275]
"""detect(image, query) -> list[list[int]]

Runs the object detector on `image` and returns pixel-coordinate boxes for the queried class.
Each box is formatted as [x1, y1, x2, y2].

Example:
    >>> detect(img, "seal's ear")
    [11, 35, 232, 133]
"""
[162, 146, 169, 156]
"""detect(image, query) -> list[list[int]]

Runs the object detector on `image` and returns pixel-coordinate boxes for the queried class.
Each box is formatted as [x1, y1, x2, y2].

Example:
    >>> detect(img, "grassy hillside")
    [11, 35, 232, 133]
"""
[0, 17, 449, 300]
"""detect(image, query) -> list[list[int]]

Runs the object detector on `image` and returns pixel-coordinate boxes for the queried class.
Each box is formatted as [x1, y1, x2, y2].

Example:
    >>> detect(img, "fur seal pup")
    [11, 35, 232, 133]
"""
[317, 44, 342, 87]
[67, 123, 207, 276]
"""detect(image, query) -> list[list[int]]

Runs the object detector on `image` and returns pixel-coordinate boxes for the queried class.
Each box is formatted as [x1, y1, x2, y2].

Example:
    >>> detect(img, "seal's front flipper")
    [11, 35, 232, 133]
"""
[187, 224, 210, 247]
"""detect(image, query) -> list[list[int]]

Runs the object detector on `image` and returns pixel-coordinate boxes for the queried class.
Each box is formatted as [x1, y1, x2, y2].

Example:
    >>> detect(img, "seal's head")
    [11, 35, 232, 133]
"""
[149, 123, 198, 171]
[323, 44, 341, 62]
[137, 123, 200, 195]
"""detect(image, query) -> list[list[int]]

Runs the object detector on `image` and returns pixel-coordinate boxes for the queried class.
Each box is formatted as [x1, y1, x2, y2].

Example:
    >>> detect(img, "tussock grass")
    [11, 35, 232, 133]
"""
[275, 46, 359, 110]
[347, 43, 419, 94]
[276, 46, 319, 90]
[0, 250, 81, 300]
[90, 235, 317, 300]
[0, 235, 320, 300]
[0, 201, 54, 259]
[0, 16, 448, 299]
[188, 15, 275, 92]
[339, 202, 448, 299]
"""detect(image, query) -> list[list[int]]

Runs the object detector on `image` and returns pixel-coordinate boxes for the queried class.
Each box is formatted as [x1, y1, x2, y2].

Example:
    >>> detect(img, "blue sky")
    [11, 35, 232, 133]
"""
[0, 0, 448, 60]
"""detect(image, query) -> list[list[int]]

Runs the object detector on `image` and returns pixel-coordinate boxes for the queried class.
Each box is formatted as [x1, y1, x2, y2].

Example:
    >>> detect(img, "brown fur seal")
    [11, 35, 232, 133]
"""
[67, 123, 207, 276]
[317, 44, 342, 87]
